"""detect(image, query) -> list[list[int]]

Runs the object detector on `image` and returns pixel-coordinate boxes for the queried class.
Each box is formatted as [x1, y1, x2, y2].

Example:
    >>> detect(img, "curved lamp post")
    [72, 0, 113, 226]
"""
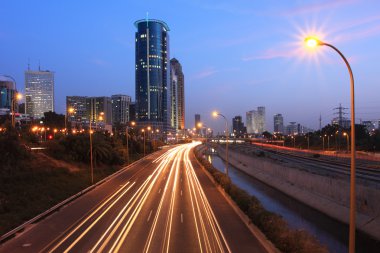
[305, 37, 356, 253]
[212, 111, 229, 176]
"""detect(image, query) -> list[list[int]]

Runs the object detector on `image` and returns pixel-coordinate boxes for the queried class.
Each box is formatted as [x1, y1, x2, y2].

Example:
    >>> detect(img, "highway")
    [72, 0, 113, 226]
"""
[0, 142, 267, 253]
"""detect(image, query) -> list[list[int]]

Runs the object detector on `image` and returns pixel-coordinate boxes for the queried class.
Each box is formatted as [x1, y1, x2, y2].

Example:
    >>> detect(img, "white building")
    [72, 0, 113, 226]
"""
[25, 70, 54, 119]
[246, 106, 265, 134]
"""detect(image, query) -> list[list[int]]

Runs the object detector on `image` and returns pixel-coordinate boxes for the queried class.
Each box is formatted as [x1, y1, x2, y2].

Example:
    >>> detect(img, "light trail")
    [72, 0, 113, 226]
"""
[44, 143, 232, 253]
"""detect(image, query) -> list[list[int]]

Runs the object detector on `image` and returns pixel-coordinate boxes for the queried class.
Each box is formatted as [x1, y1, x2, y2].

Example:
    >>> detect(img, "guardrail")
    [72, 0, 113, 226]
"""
[0, 151, 158, 244]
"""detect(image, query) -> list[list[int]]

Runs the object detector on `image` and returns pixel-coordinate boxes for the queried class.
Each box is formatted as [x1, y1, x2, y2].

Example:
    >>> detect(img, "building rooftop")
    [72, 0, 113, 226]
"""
[134, 19, 170, 31]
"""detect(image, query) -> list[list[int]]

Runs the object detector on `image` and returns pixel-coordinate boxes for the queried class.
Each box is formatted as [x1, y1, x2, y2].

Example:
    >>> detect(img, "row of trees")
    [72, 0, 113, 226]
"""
[1, 111, 164, 169]
[264, 124, 380, 151]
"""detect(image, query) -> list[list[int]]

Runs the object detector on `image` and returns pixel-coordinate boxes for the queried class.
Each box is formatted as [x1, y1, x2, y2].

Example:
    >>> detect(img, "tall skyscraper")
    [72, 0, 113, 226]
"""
[170, 58, 185, 132]
[111, 94, 132, 125]
[25, 69, 54, 119]
[135, 19, 170, 131]
[274, 113, 284, 134]
[246, 106, 266, 134]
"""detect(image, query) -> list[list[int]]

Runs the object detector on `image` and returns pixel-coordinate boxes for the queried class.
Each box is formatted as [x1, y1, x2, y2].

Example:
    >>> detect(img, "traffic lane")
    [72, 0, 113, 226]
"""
[190, 150, 268, 253]
[100, 150, 179, 253]
[49, 148, 178, 252]
[0, 149, 167, 253]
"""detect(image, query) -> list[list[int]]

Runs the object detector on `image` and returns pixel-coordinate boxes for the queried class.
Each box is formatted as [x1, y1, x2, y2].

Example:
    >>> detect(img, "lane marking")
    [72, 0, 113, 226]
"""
[147, 210, 153, 222]
[158, 188, 161, 194]
[181, 213, 183, 223]
[181, 190, 183, 196]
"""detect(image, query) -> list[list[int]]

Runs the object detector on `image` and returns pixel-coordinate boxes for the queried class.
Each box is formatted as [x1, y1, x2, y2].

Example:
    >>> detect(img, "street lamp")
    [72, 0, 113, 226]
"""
[305, 36, 356, 253]
[142, 129, 146, 157]
[212, 111, 229, 176]
[343, 132, 350, 153]
[65, 107, 75, 134]
[11, 93, 22, 128]
[126, 121, 136, 164]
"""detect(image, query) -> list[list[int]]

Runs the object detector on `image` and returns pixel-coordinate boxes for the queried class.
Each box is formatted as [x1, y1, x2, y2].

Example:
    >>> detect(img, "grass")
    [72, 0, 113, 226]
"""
[0, 153, 121, 236]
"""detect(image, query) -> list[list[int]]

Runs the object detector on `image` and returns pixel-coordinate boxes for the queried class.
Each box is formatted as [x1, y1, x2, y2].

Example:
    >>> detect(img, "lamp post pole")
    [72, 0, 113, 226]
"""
[89, 112, 94, 184]
[142, 129, 146, 157]
[305, 37, 356, 253]
[126, 121, 136, 164]
[213, 112, 229, 177]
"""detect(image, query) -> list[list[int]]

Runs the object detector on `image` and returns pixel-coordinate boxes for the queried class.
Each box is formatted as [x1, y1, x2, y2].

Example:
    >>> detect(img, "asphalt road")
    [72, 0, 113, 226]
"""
[0, 143, 267, 253]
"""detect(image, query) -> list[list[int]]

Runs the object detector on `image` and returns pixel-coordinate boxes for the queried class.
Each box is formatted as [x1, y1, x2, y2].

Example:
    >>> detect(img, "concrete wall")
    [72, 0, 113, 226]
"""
[216, 146, 380, 240]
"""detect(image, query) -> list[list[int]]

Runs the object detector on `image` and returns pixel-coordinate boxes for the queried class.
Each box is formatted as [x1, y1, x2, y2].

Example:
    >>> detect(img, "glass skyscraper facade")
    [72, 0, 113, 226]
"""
[0, 78, 15, 111]
[25, 70, 54, 119]
[134, 19, 170, 131]
[170, 58, 185, 132]
[274, 113, 284, 134]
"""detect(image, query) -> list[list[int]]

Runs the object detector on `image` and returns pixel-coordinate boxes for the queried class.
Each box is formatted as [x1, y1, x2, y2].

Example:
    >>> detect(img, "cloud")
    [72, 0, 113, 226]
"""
[242, 47, 299, 61]
[282, 0, 358, 16]
[334, 24, 380, 43]
[192, 68, 219, 79]
[191, 67, 239, 80]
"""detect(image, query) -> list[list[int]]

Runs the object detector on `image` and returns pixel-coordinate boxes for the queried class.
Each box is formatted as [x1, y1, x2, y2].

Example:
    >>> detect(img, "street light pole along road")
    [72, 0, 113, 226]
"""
[305, 37, 356, 253]
[212, 111, 229, 177]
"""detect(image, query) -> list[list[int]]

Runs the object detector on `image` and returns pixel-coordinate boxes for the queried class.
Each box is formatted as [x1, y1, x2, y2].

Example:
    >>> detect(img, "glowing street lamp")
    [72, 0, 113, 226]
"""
[305, 36, 356, 253]
[65, 107, 75, 134]
[343, 132, 350, 153]
[126, 121, 136, 164]
[212, 111, 229, 176]
[142, 129, 146, 156]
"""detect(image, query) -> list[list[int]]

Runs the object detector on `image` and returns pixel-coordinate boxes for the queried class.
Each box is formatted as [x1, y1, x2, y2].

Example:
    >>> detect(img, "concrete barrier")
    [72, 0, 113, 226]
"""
[217, 146, 380, 241]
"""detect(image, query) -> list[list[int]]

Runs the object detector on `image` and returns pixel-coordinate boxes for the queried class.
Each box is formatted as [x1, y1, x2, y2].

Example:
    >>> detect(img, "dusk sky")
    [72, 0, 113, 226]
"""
[1, 0, 380, 132]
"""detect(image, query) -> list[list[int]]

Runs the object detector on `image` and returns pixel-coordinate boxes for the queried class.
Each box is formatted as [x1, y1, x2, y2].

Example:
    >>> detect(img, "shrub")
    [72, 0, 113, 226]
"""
[193, 147, 328, 253]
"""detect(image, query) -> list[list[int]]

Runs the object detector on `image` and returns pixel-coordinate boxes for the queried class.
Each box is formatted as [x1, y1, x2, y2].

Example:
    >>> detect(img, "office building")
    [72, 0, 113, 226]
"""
[274, 114, 284, 134]
[170, 58, 185, 132]
[135, 19, 170, 131]
[246, 106, 265, 134]
[86, 97, 112, 125]
[25, 69, 54, 119]
[111, 94, 132, 125]
[66, 96, 88, 123]
[232, 116, 246, 136]
[129, 102, 136, 122]
[0, 76, 16, 111]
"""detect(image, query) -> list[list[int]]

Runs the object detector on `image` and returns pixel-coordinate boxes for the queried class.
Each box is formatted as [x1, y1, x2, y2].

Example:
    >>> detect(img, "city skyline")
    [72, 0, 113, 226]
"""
[1, 1, 380, 132]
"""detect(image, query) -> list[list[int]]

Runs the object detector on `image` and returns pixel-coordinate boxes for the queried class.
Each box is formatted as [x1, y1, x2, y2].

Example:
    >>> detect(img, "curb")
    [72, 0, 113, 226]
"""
[0, 151, 158, 244]
[192, 146, 280, 253]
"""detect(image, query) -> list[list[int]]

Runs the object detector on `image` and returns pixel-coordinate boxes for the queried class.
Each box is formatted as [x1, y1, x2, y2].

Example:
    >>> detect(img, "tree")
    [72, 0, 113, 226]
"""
[41, 111, 65, 129]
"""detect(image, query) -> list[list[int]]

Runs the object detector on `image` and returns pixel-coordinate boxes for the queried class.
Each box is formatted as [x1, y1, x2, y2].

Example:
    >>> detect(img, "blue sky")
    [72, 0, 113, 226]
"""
[1, 0, 380, 132]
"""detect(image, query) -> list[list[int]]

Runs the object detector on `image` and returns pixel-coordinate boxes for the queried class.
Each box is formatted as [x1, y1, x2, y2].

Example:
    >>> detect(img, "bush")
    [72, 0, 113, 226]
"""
[193, 147, 328, 253]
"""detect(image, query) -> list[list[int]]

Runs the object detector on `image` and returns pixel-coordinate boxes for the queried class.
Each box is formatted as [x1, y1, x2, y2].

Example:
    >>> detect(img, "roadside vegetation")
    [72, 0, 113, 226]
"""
[0, 114, 162, 236]
[194, 146, 328, 253]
